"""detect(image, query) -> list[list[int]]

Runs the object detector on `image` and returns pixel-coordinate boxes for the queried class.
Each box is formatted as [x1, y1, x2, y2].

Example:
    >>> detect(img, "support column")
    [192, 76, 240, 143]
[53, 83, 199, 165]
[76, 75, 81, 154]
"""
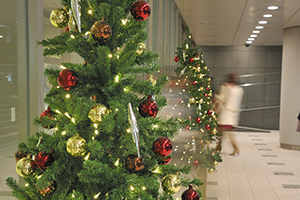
[280, 26, 300, 150]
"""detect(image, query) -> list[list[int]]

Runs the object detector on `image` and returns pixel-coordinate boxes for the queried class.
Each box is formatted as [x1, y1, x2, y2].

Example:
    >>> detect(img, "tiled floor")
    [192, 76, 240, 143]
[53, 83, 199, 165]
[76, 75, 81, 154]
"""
[1, 130, 300, 200]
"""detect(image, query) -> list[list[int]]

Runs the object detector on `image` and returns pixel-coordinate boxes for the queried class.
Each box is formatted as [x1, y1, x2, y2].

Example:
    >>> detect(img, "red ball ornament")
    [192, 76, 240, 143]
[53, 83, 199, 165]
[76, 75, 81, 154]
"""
[138, 95, 159, 118]
[40, 107, 56, 129]
[207, 110, 212, 115]
[195, 117, 201, 123]
[205, 93, 208, 97]
[57, 69, 78, 90]
[153, 137, 173, 157]
[193, 160, 199, 166]
[174, 56, 180, 62]
[131, 1, 151, 21]
[125, 154, 144, 173]
[189, 57, 194, 64]
[205, 124, 210, 130]
[34, 151, 55, 170]
[191, 81, 197, 86]
[206, 86, 210, 91]
[181, 185, 200, 200]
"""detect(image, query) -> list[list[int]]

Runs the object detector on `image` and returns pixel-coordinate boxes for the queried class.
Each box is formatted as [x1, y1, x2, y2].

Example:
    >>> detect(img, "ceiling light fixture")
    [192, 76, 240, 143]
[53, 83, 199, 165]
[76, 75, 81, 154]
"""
[258, 20, 268, 24]
[250, 34, 257, 37]
[252, 30, 260, 34]
[255, 26, 264, 29]
[0, 35, 3, 39]
[248, 38, 255, 41]
[246, 41, 252, 44]
[263, 14, 273, 18]
[268, 6, 278, 10]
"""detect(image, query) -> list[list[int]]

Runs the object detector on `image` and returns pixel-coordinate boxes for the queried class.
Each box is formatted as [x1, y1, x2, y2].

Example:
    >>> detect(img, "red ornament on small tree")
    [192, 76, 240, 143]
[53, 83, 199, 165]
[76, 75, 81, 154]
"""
[131, 1, 151, 21]
[34, 151, 55, 170]
[57, 69, 78, 91]
[40, 107, 56, 129]
[174, 56, 180, 62]
[153, 137, 173, 157]
[191, 81, 197, 86]
[205, 124, 210, 130]
[195, 117, 201, 123]
[138, 95, 159, 118]
[207, 110, 212, 115]
[181, 185, 200, 200]
[189, 57, 194, 64]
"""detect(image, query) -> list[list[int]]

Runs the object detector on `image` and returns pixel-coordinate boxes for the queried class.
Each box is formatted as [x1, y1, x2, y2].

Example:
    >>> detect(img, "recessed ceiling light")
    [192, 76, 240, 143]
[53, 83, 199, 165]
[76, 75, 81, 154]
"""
[268, 6, 278, 10]
[250, 34, 257, 37]
[246, 41, 252, 44]
[258, 21, 268, 24]
[252, 30, 260, 34]
[263, 14, 273, 18]
[248, 38, 255, 41]
[255, 26, 264, 29]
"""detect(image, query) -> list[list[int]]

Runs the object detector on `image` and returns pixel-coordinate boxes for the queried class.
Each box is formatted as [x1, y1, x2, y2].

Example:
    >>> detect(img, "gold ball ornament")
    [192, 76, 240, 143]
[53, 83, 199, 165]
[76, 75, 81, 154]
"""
[208, 168, 214, 174]
[16, 157, 35, 177]
[161, 174, 181, 194]
[66, 134, 87, 157]
[50, 8, 70, 28]
[214, 161, 218, 166]
[136, 42, 146, 55]
[91, 19, 112, 43]
[88, 104, 109, 122]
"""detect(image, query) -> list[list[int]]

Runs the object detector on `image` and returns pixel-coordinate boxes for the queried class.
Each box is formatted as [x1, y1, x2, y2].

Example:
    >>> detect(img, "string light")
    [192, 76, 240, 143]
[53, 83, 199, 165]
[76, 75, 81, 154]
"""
[62, 131, 66, 135]
[94, 192, 101, 199]
[65, 112, 71, 118]
[84, 152, 90, 161]
[60, 65, 65, 69]
[130, 186, 135, 191]
[121, 19, 128, 25]
[66, 94, 70, 98]
[115, 158, 120, 166]
[71, 118, 76, 124]
[126, 128, 131, 133]
[70, 35, 75, 39]
[95, 130, 99, 135]
[25, 183, 29, 187]
[115, 75, 120, 83]
[93, 123, 98, 128]
[142, 186, 146, 190]
[88, 9, 93, 14]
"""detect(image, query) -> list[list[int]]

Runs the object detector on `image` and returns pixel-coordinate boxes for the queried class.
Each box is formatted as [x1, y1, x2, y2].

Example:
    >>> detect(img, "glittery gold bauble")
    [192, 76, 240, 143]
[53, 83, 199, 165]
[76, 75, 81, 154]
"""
[88, 104, 109, 122]
[161, 174, 181, 194]
[91, 20, 112, 42]
[200, 87, 203, 91]
[16, 158, 35, 177]
[189, 98, 195, 103]
[66, 134, 87, 157]
[36, 177, 56, 196]
[208, 168, 214, 174]
[136, 42, 146, 55]
[50, 8, 69, 28]
[204, 66, 208, 70]
[214, 161, 218, 166]
[149, 75, 156, 86]
[211, 128, 217, 135]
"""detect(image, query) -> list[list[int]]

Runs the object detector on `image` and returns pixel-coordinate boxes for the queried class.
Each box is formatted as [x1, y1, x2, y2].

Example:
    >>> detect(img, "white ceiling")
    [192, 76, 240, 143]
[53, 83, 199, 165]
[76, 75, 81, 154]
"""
[44, 0, 300, 46]
[174, 0, 300, 46]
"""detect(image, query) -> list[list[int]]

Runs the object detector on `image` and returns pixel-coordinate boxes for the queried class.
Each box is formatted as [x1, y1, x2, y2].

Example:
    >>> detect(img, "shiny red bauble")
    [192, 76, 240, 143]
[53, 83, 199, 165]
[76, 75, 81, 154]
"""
[138, 95, 159, 118]
[174, 56, 180, 62]
[40, 107, 56, 129]
[205, 124, 210, 130]
[57, 69, 78, 90]
[181, 185, 200, 200]
[195, 117, 201, 123]
[125, 154, 144, 173]
[131, 1, 151, 21]
[189, 57, 194, 64]
[191, 81, 197, 86]
[207, 110, 212, 115]
[34, 151, 55, 170]
[153, 137, 173, 157]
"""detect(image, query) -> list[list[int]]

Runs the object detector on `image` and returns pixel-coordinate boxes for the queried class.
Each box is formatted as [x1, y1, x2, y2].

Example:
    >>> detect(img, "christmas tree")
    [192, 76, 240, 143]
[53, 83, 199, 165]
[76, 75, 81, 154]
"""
[174, 27, 222, 172]
[6, 1, 202, 199]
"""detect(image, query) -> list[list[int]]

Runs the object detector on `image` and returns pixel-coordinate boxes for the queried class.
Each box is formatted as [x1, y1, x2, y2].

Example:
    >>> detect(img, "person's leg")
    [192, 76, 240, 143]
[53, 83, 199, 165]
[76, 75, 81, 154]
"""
[228, 130, 240, 156]
[215, 127, 224, 152]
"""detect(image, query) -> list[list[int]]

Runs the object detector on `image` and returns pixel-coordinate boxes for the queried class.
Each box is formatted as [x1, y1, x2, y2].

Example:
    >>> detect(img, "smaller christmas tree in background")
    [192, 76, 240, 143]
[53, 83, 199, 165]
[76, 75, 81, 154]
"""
[174, 27, 222, 173]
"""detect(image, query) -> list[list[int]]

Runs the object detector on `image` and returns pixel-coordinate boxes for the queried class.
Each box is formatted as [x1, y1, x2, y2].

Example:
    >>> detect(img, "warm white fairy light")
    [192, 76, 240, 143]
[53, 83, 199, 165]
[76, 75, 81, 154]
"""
[175, 82, 178, 85]
[183, 151, 186, 154]
[62, 131, 66, 135]
[126, 128, 131, 133]
[65, 112, 71, 118]
[66, 94, 70, 98]
[84, 152, 90, 161]
[94, 123, 98, 128]
[37, 175, 42, 179]
[88, 9, 93, 14]
[179, 113, 181, 115]
[115, 158, 120, 166]
[95, 130, 99, 135]
[25, 183, 29, 187]
[60, 65, 66, 69]
[70, 35, 75, 39]
[186, 44, 189, 49]
[183, 89, 185, 92]
[71, 118, 76, 123]
[188, 103, 191, 107]
[115, 75, 120, 83]
[181, 157, 183, 160]
[142, 186, 146, 190]
[122, 19, 128, 25]
[54, 127, 58, 131]
[108, 54, 112, 58]
[123, 87, 128, 92]
[92, 136, 95, 140]
[130, 186, 135, 191]
[186, 83, 189, 86]
[56, 86, 60, 89]
[94, 192, 101, 199]
[115, 108, 119, 112]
